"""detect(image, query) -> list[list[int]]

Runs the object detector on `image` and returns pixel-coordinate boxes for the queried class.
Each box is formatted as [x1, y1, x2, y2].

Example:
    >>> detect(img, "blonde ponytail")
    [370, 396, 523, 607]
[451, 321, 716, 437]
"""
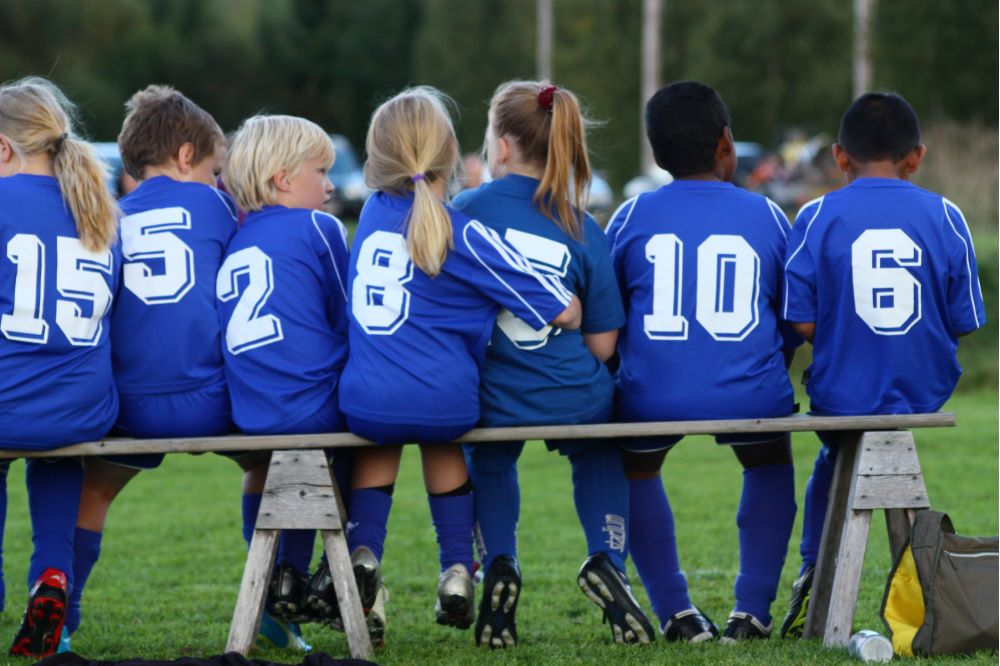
[488, 80, 594, 239]
[0, 77, 117, 252]
[364, 87, 458, 276]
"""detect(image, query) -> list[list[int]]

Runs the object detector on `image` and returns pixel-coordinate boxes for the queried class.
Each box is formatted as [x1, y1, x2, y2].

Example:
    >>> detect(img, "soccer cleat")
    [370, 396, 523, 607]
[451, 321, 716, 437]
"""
[57, 631, 71, 654]
[269, 563, 310, 624]
[351, 547, 381, 615]
[779, 565, 814, 639]
[9, 568, 69, 658]
[662, 607, 719, 643]
[257, 611, 311, 652]
[302, 563, 339, 626]
[366, 580, 389, 648]
[577, 553, 655, 645]
[720, 611, 772, 643]
[435, 563, 475, 629]
[474, 555, 521, 649]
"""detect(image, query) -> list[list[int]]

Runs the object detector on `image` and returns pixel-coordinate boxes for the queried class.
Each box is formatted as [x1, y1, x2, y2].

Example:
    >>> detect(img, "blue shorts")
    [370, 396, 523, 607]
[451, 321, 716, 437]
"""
[345, 415, 474, 446]
[274, 391, 345, 436]
[619, 431, 788, 454]
[99, 381, 234, 470]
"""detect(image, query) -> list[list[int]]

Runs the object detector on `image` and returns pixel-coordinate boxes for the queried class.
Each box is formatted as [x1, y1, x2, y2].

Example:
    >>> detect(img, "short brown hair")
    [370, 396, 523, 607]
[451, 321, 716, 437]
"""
[118, 85, 223, 179]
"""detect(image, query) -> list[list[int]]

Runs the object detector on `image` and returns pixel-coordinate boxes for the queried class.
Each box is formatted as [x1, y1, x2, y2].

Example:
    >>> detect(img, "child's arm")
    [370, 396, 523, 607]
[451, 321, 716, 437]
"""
[581, 218, 626, 362]
[782, 199, 824, 341]
[942, 199, 987, 336]
[584, 330, 617, 361]
[792, 322, 816, 343]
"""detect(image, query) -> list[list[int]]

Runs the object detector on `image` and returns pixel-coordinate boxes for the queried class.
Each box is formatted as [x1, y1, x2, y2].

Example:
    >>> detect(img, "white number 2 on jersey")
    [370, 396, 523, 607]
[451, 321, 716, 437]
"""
[851, 229, 922, 335]
[121, 207, 195, 304]
[1, 234, 114, 346]
[352, 231, 413, 335]
[643, 233, 760, 341]
[495, 228, 571, 350]
[216, 247, 283, 354]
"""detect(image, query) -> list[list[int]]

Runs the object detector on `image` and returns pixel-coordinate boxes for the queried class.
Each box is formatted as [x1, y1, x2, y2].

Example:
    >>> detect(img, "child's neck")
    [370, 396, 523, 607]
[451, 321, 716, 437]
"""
[142, 164, 186, 182]
[844, 159, 909, 182]
[676, 171, 726, 183]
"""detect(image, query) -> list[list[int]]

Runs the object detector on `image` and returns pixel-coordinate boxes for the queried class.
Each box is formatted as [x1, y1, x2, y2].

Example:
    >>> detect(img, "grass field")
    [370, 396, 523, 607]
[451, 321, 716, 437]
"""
[0, 390, 995, 664]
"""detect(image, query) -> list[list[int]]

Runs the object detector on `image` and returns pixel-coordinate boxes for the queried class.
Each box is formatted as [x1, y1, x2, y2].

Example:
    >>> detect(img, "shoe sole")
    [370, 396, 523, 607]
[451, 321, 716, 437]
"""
[436, 593, 473, 630]
[353, 562, 380, 613]
[9, 594, 66, 658]
[577, 570, 653, 645]
[475, 577, 519, 648]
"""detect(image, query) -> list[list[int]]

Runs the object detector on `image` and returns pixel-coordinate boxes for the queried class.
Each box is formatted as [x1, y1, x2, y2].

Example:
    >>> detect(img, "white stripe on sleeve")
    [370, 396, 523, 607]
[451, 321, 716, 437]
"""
[782, 196, 825, 319]
[311, 211, 348, 299]
[607, 195, 640, 258]
[942, 198, 983, 327]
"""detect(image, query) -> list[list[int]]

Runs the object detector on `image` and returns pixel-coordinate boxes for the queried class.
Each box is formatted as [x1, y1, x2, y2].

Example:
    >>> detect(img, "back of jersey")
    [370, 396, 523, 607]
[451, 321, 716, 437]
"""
[784, 178, 986, 415]
[0, 175, 119, 448]
[608, 180, 795, 421]
[113, 176, 237, 394]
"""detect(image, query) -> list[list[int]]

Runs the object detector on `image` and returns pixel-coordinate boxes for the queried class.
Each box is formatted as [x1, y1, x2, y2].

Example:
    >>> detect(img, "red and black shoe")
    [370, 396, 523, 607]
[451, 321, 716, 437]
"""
[9, 568, 68, 658]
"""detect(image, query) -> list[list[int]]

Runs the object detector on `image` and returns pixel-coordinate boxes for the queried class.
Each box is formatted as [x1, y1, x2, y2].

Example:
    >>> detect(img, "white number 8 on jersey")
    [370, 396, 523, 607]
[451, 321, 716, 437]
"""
[352, 231, 413, 335]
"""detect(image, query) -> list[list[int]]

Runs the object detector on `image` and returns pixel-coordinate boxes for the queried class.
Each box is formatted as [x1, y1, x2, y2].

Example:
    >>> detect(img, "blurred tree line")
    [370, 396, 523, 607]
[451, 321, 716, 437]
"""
[0, 0, 995, 189]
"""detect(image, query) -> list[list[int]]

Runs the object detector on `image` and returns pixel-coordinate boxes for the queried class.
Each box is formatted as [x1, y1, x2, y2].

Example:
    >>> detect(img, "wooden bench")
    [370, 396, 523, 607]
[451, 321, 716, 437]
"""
[0, 411, 955, 657]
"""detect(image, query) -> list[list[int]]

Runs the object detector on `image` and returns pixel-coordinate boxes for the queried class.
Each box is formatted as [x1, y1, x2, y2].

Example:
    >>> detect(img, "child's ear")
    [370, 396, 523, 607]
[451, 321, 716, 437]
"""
[272, 169, 292, 193]
[831, 143, 851, 173]
[0, 135, 13, 164]
[903, 144, 927, 175]
[496, 135, 512, 165]
[176, 142, 196, 174]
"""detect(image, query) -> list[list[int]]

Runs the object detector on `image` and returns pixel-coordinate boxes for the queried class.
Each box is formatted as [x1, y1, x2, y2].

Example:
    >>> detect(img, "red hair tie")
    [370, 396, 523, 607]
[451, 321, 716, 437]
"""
[538, 85, 558, 111]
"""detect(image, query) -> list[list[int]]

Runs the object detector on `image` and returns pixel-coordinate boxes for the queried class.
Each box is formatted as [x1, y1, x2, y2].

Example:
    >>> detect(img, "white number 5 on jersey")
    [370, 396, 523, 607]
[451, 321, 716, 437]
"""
[121, 207, 195, 304]
[496, 228, 571, 350]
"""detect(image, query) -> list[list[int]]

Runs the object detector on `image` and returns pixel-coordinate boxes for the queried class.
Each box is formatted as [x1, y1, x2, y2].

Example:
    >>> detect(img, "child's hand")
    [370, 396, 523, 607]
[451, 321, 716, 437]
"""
[552, 295, 583, 331]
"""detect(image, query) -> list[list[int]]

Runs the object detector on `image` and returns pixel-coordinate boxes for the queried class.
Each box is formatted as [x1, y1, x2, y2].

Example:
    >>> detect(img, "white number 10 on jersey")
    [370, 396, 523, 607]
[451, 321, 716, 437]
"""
[644, 233, 760, 341]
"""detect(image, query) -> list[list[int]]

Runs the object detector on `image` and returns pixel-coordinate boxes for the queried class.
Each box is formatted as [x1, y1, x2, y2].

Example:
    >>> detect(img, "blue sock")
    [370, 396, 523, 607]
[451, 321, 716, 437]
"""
[465, 442, 522, 570]
[278, 530, 316, 575]
[734, 464, 797, 625]
[26, 459, 82, 586]
[800, 441, 837, 573]
[346, 488, 393, 561]
[242, 493, 262, 548]
[0, 462, 8, 612]
[65, 527, 102, 635]
[428, 491, 474, 572]
[628, 477, 691, 625]
[569, 445, 629, 572]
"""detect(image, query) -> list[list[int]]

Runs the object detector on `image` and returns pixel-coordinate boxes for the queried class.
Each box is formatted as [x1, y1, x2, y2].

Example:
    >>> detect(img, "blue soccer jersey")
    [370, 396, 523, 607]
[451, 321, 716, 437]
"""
[784, 178, 986, 415]
[0, 175, 120, 449]
[217, 206, 350, 434]
[607, 180, 798, 422]
[113, 176, 237, 394]
[339, 191, 573, 427]
[453, 175, 624, 426]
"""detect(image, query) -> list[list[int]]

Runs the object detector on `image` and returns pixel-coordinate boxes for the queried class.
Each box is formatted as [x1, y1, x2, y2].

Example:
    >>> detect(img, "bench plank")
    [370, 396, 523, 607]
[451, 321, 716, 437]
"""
[0, 412, 956, 459]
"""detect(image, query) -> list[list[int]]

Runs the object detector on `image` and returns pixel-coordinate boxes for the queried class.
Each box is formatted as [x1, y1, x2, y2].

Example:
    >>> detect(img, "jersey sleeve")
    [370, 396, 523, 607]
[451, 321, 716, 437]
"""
[605, 196, 640, 312]
[581, 219, 625, 333]
[450, 218, 572, 331]
[309, 211, 351, 331]
[942, 199, 987, 333]
[765, 199, 804, 349]
[782, 198, 824, 323]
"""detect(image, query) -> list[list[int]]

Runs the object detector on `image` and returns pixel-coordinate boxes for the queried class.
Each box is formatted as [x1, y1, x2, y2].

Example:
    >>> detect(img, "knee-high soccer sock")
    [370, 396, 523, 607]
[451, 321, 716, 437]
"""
[0, 462, 8, 612]
[800, 441, 837, 574]
[569, 446, 629, 573]
[65, 527, 102, 635]
[628, 476, 691, 625]
[346, 486, 393, 561]
[278, 530, 316, 576]
[734, 464, 797, 625]
[242, 492, 262, 548]
[428, 481, 474, 572]
[26, 458, 83, 585]
[465, 443, 522, 570]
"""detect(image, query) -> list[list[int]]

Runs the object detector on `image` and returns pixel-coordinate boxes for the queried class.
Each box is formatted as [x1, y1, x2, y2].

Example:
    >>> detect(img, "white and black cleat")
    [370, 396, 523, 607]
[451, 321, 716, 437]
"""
[577, 552, 655, 645]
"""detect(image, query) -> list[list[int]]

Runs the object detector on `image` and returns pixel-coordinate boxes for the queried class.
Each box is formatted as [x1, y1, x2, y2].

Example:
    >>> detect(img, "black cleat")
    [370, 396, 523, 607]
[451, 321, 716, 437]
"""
[269, 563, 310, 623]
[474, 555, 521, 648]
[435, 563, 474, 629]
[661, 607, 719, 643]
[577, 553, 655, 645]
[301, 563, 340, 627]
[351, 546, 381, 614]
[721, 611, 772, 643]
[779, 565, 814, 639]
[9, 568, 68, 658]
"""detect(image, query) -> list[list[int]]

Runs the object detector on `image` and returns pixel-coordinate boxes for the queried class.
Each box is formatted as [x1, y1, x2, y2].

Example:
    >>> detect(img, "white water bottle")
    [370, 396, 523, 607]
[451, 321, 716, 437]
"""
[848, 630, 894, 662]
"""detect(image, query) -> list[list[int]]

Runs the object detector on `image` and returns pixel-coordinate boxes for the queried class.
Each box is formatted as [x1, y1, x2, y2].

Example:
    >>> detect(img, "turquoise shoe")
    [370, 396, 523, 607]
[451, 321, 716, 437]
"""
[57, 632, 71, 654]
[258, 612, 311, 652]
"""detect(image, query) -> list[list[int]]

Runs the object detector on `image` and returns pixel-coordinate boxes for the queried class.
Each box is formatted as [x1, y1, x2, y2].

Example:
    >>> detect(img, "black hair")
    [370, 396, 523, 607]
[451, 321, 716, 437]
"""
[644, 80, 731, 177]
[838, 92, 920, 163]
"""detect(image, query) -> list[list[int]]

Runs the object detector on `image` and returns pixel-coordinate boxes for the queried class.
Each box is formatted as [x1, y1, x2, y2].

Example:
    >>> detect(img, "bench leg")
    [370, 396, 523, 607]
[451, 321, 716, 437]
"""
[804, 432, 861, 639]
[226, 528, 279, 655]
[322, 529, 373, 659]
[823, 508, 873, 646]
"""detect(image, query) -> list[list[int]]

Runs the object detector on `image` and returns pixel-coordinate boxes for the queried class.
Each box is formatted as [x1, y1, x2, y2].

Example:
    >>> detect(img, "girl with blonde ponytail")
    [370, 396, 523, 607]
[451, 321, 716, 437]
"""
[339, 87, 581, 632]
[454, 80, 653, 648]
[0, 77, 120, 658]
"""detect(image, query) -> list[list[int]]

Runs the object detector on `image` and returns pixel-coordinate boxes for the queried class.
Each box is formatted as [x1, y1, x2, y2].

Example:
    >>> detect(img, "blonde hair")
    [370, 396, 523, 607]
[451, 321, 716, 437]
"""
[489, 80, 592, 239]
[223, 114, 335, 213]
[364, 87, 458, 277]
[0, 77, 117, 252]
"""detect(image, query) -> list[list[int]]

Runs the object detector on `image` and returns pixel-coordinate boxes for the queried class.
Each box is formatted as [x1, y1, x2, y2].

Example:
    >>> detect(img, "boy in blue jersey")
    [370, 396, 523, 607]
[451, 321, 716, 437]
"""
[606, 81, 801, 643]
[219, 114, 359, 644]
[455, 80, 653, 648]
[779, 93, 986, 638]
[0, 77, 120, 658]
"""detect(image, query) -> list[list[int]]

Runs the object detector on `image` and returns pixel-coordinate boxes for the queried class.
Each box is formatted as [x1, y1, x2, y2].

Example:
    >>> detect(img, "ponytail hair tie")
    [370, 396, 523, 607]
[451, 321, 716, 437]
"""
[53, 132, 68, 152]
[538, 85, 558, 111]
[411, 173, 426, 182]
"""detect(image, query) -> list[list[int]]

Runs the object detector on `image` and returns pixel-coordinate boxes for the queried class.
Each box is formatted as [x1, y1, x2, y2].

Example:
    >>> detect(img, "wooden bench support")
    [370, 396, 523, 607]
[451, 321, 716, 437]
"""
[225, 449, 373, 659]
[804, 431, 929, 647]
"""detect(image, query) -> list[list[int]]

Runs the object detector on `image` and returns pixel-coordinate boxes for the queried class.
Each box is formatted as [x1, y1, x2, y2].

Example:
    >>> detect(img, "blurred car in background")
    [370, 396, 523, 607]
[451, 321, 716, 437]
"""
[585, 172, 614, 218]
[621, 141, 764, 201]
[92, 141, 136, 198]
[327, 134, 371, 218]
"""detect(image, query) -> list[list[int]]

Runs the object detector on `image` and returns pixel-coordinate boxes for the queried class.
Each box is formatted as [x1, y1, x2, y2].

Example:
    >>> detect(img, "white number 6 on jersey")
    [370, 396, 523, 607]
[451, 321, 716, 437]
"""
[851, 229, 922, 335]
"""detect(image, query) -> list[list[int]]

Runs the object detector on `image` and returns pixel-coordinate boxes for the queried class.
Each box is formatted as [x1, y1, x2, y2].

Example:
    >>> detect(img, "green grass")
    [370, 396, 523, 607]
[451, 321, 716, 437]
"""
[0, 390, 995, 664]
